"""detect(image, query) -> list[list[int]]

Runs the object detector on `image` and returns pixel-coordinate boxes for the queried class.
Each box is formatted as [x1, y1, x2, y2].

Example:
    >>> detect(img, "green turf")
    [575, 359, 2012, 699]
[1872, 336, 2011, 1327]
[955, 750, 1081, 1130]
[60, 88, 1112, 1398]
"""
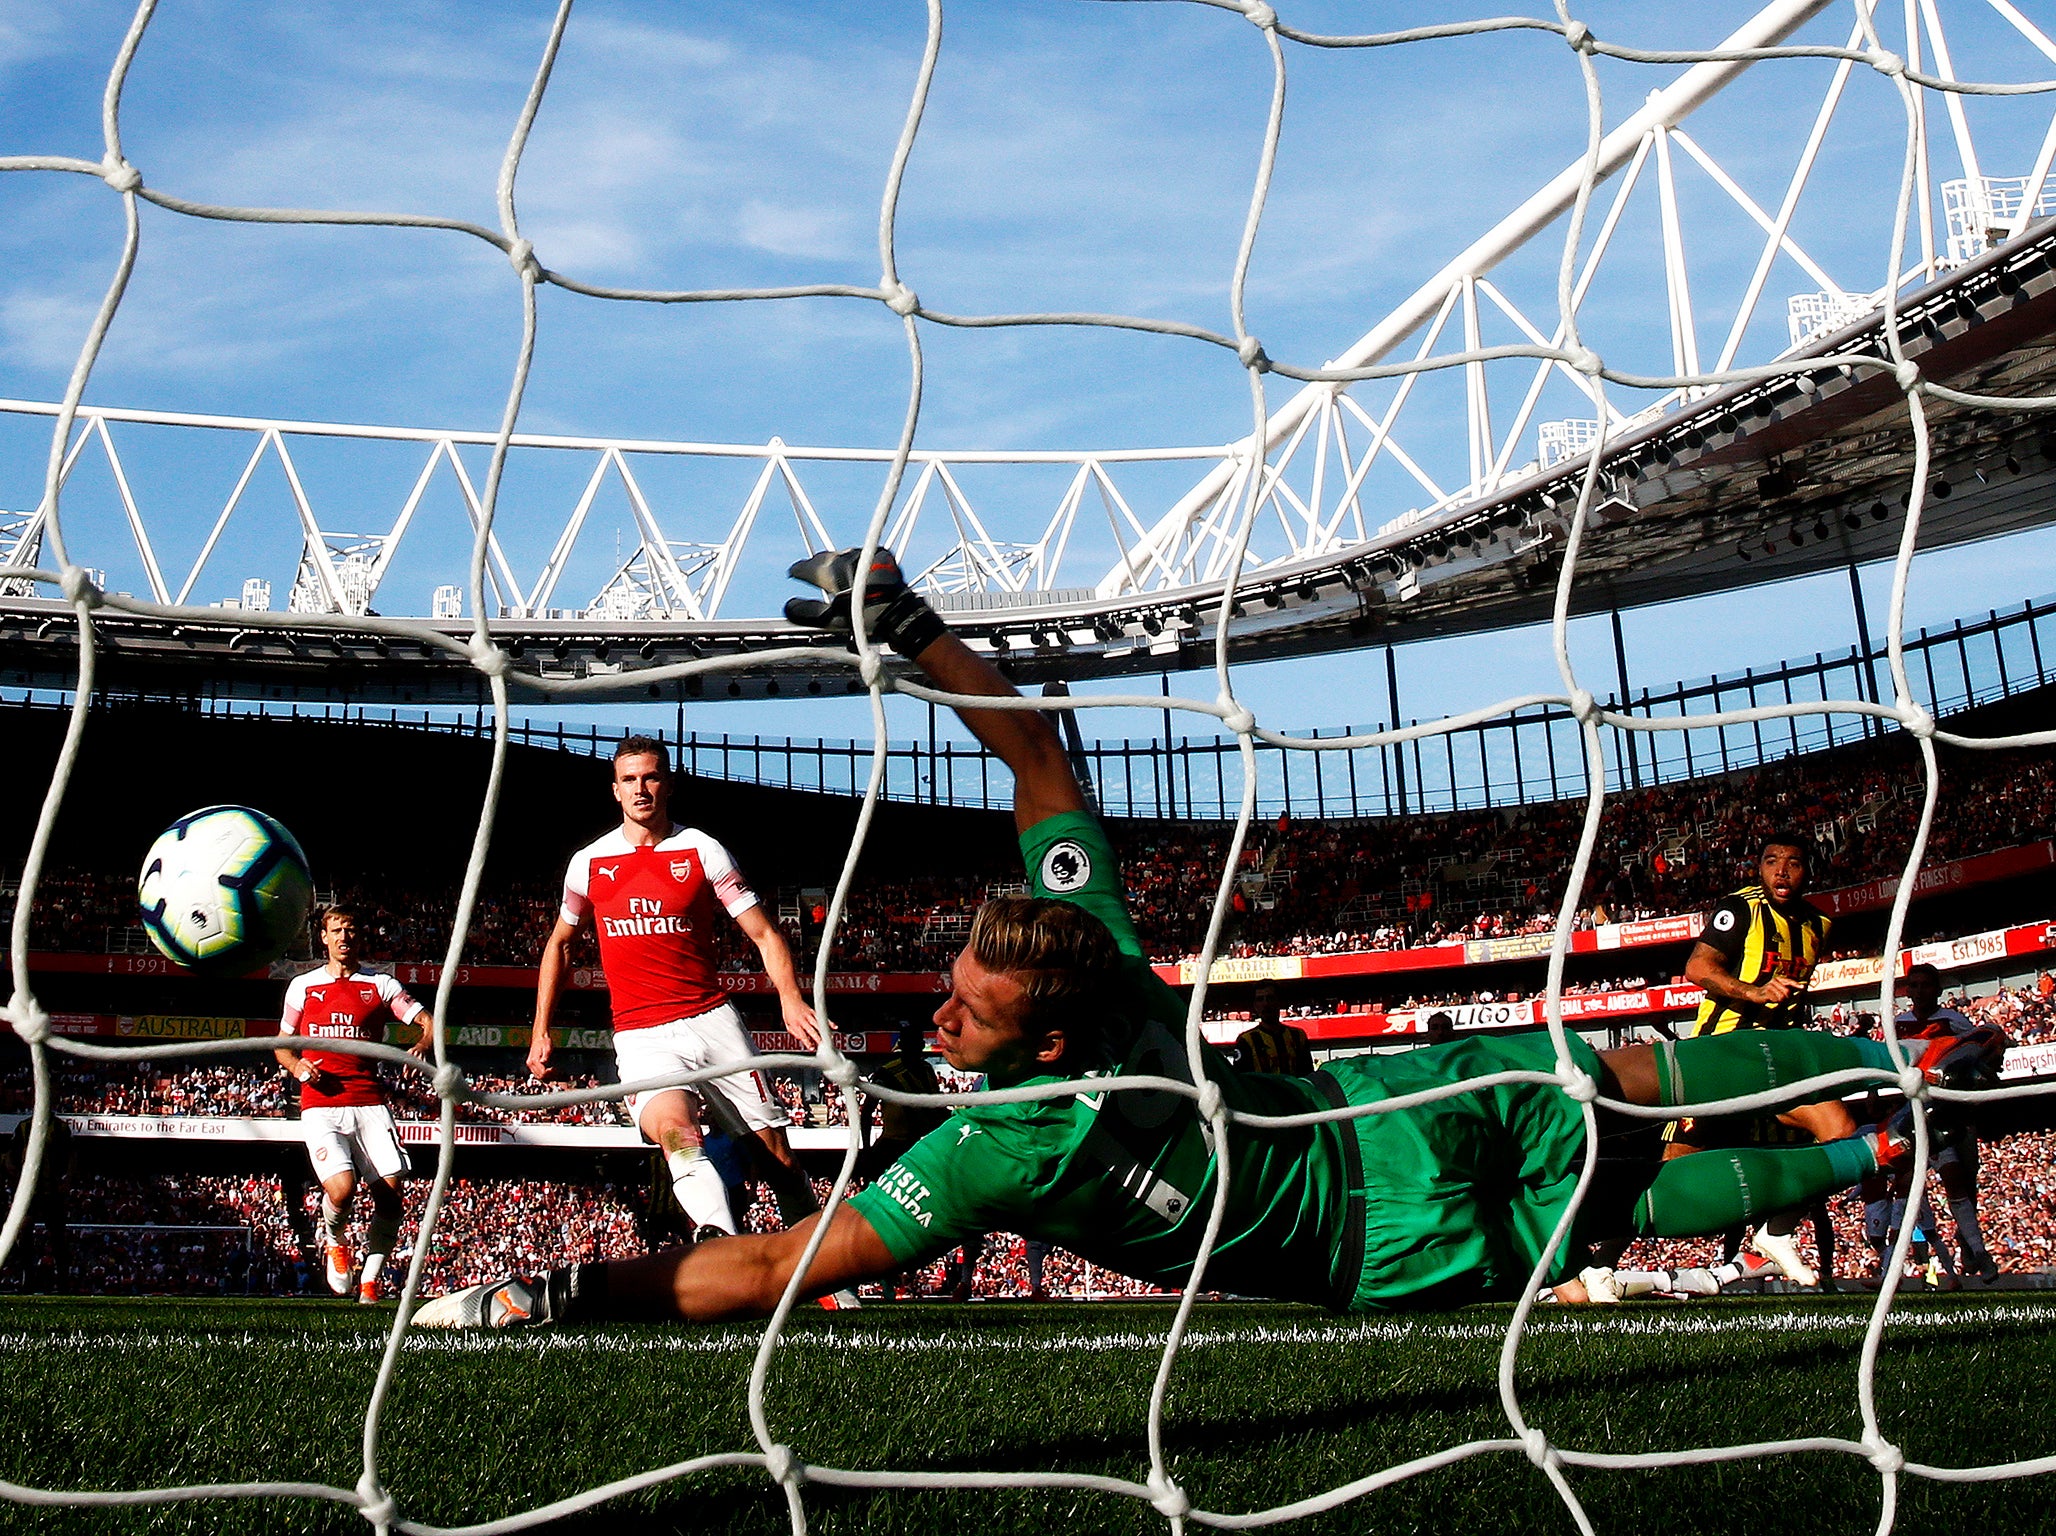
[4, 1294, 2056, 1534]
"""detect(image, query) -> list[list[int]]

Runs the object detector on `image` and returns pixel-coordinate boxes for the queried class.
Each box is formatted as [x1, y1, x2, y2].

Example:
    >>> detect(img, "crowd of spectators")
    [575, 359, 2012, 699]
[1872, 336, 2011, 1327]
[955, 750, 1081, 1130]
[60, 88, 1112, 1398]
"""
[14, 1115, 2056, 1298]
[2, 1166, 1168, 1301]
[0, 1061, 631, 1128]
[15, 733, 2054, 972]
[0, 1172, 649, 1296]
[13, 970, 2053, 1132]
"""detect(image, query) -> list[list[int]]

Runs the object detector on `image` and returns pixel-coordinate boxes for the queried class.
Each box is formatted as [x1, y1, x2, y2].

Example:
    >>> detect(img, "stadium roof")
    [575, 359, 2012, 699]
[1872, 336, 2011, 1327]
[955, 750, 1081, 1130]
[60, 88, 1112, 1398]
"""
[4, 223, 2056, 705]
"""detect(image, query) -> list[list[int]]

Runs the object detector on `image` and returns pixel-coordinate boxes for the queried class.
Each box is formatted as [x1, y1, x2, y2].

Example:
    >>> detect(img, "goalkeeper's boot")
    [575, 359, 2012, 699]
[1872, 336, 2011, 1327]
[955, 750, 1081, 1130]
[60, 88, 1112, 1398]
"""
[1668, 1267, 1722, 1297]
[414, 1275, 547, 1331]
[1875, 1035, 2002, 1141]
[324, 1242, 353, 1297]
[1862, 1121, 1915, 1172]
[1749, 1228, 1818, 1288]
[818, 1289, 863, 1312]
[357, 1277, 381, 1305]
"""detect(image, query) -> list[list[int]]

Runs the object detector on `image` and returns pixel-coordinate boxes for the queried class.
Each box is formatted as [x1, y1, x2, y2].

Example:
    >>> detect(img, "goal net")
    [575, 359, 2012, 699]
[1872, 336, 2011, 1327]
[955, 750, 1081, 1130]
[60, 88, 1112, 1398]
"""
[6, 1, 2056, 1530]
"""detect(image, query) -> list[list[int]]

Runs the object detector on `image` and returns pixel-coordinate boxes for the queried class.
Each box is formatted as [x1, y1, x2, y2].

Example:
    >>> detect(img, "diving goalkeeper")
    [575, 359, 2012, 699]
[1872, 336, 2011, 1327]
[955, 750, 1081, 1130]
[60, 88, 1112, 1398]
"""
[419, 551, 1936, 1329]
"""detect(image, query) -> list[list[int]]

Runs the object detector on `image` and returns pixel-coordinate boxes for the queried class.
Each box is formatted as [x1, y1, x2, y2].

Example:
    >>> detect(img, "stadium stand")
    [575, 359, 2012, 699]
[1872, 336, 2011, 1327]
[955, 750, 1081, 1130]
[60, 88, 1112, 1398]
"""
[16, 1121, 2056, 1299]
[5, 673, 2054, 1310]
[12, 723, 2056, 972]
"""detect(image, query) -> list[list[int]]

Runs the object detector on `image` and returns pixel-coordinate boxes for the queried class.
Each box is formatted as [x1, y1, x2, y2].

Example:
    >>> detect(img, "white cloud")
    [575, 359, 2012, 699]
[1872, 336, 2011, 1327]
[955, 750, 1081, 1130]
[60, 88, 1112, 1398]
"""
[0, 289, 102, 372]
[735, 198, 859, 260]
[0, 1, 82, 72]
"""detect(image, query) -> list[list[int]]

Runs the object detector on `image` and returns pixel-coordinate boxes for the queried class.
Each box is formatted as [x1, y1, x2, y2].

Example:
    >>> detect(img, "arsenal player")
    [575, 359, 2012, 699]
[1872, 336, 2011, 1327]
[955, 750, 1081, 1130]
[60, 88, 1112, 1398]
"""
[275, 905, 434, 1301]
[528, 736, 836, 1260]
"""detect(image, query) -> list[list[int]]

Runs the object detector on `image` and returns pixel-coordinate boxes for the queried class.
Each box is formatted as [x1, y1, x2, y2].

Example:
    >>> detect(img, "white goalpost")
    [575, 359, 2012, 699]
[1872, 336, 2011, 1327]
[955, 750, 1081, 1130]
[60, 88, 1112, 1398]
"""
[6, 1, 2056, 1532]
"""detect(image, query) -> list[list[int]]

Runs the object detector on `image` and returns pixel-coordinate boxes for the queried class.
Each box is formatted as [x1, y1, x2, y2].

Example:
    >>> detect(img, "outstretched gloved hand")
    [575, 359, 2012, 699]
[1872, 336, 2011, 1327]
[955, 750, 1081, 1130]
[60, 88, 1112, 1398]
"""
[784, 546, 948, 659]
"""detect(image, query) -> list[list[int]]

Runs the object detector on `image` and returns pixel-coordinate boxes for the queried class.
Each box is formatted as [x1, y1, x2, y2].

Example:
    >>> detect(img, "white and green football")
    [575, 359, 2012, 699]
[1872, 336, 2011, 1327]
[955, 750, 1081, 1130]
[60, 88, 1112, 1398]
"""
[137, 805, 313, 973]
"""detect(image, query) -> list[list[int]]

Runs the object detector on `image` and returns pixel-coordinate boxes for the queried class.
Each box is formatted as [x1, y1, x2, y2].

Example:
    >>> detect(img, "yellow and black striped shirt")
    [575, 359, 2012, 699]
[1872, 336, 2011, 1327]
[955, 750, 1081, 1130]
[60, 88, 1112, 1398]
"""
[1236, 1020, 1314, 1076]
[1687, 883, 1831, 1036]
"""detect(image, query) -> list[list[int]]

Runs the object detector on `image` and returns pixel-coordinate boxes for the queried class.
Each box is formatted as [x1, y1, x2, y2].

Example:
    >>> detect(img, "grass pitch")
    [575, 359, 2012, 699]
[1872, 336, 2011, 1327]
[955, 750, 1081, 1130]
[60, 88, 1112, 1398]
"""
[3, 1294, 2056, 1534]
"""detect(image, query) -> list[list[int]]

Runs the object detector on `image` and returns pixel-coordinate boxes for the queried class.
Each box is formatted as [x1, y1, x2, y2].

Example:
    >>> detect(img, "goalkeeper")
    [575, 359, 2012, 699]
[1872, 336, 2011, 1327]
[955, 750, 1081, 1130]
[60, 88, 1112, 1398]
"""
[420, 551, 1931, 1329]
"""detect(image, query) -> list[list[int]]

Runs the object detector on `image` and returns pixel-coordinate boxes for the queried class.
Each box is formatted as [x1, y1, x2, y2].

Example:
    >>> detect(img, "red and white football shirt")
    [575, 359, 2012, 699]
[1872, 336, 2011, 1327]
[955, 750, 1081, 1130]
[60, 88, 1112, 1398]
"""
[562, 825, 758, 1031]
[280, 967, 426, 1109]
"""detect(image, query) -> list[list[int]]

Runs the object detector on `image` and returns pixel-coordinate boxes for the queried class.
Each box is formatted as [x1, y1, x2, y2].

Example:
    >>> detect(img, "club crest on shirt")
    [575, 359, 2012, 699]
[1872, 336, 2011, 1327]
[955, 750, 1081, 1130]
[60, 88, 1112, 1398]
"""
[670, 859, 692, 881]
[1039, 840, 1093, 894]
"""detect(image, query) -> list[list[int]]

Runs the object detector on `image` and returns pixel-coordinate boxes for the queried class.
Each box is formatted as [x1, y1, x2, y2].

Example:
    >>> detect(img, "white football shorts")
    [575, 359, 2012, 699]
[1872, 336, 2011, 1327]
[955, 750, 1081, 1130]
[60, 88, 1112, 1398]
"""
[613, 1003, 788, 1137]
[300, 1103, 409, 1183]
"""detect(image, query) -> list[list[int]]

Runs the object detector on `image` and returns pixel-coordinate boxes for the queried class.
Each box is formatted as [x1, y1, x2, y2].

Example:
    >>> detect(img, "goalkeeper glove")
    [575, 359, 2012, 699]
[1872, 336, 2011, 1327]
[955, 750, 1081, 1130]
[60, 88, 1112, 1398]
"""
[784, 547, 948, 659]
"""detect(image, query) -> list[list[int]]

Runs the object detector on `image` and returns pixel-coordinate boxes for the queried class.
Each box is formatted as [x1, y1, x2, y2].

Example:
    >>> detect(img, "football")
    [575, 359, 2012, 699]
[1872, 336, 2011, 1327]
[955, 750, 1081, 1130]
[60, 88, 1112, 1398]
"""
[136, 805, 313, 973]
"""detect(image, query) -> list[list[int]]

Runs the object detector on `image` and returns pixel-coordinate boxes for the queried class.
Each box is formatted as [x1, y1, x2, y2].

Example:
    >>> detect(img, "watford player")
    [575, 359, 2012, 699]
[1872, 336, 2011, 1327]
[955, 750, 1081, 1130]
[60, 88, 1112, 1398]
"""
[1670, 831, 1846, 1286]
[1235, 984, 1313, 1076]
[529, 737, 852, 1309]
[275, 906, 434, 1300]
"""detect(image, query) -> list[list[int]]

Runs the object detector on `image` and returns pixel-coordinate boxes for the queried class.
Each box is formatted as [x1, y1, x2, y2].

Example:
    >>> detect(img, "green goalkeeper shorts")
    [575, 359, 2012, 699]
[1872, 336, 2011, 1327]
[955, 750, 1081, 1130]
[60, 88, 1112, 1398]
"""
[1317, 1031, 1604, 1311]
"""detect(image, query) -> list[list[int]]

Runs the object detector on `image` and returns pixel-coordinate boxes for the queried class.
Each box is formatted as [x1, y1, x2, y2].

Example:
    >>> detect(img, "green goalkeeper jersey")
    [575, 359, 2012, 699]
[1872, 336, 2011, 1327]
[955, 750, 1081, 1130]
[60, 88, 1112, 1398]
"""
[847, 812, 1599, 1310]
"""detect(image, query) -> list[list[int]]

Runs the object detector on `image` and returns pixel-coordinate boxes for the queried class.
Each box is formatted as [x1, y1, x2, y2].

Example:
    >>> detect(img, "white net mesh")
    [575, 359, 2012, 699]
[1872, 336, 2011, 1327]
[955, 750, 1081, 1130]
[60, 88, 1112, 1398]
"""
[5, 2, 2056, 1531]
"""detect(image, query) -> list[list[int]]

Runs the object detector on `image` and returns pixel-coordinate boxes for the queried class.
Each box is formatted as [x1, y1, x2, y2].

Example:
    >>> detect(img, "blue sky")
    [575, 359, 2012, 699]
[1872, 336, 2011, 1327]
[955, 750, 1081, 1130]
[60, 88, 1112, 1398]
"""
[3, 0, 2055, 747]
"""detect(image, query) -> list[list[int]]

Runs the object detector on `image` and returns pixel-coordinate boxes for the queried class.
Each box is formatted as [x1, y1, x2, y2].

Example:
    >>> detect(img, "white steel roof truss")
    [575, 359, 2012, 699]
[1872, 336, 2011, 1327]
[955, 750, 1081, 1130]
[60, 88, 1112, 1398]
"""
[1652, 127, 1704, 388]
[695, 454, 781, 620]
[932, 460, 1023, 591]
[272, 433, 346, 613]
[1976, 3, 2056, 240]
[1197, 458, 1267, 585]
[1325, 288, 1458, 509]
[1253, 404, 1321, 557]
[1919, 0, 1986, 197]
[1160, 456, 1242, 586]
[438, 447, 527, 615]
[1268, 468, 1321, 564]
[1906, 5, 1940, 279]
[772, 451, 836, 558]
[1313, 402, 1368, 550]
[172, 427, 271, 606]
[1712, 10, 1872, 374]
[366, 438, 452, 593]
[522, 449, 612, 618]
[1101, 0, 1835, 593]
[613, 454, 702, 620]
[1093, 458, 1191, 596]
[1036, 463, 1093, 588]
[1462, 275, 1494, 494]
[1668, 129, 1844, 300]
[1470, 173, 1641, 476]
[1305, 395, 1332, 555]
[8, 419, 97, 578]
[1334, 390, 1450, 510]
[92, 417, 169, 603]
[1991, 0, 2056, 63]
[886, 459, 941, 565]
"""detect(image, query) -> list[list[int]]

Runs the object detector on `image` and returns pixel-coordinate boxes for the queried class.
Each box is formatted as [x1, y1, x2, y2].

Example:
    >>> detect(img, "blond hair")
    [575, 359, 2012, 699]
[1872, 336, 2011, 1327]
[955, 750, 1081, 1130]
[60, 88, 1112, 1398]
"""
[968, 896, 1126, 1055]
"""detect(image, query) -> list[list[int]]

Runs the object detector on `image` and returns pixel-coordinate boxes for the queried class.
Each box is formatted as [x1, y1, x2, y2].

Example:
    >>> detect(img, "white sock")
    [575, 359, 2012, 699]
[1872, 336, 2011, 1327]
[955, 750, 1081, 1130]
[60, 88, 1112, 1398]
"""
[320, 1196, 345, 1245]
[1612, 1269, 1668, 1298]
[363, 1210, 400, 1271]
[667, 1147, 735, 1234]
[359, 1252, 385, 1288]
